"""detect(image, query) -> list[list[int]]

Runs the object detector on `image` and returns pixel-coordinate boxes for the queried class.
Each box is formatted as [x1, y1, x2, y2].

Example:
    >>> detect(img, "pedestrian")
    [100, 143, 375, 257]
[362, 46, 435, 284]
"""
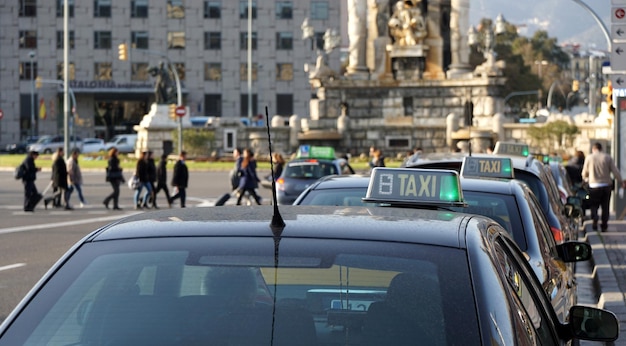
[566, 150, 585, 186]
[170, 151, 189, 208]
[21, 150, 43, 212]
[153, 153, 172, 208]
[369, 147, 385, 169]
[143, 151, 157, 208]
[44, 148, 73, 210]
[133, 151, 152, 209]
[66, 148, 86, 208]
[582, 142, 626, 231]
[103, 147, 124, 210]
[236, 148, 262, 205]
[265, 152, 285, 181]
[229, 147, 243, 191]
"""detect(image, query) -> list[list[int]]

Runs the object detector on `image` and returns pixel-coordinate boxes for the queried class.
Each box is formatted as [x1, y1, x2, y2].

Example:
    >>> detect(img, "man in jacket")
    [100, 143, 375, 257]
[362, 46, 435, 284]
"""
[170, 151, 189, 208]
[21, 150, 42, 212]
[153, 153, 171, 208]
[582, 142, 626, 231]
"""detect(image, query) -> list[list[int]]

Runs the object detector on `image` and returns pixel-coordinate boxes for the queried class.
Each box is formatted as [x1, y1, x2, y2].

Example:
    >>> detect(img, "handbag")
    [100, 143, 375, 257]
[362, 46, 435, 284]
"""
[128, 175, 140, 190]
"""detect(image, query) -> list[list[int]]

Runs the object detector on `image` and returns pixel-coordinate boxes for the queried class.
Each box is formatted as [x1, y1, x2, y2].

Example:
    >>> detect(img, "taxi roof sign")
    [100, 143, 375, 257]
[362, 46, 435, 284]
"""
[296, 145, 335, 160]
[492, 142, 530, 157]
[363, 168, 465, 207]
[461, 157, 514, 179]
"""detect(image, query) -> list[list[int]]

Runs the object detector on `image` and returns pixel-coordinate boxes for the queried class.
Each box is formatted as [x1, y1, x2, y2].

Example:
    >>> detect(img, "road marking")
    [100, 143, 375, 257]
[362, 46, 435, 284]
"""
[0, 213, 140, 236]
[0, 263, 26, 272]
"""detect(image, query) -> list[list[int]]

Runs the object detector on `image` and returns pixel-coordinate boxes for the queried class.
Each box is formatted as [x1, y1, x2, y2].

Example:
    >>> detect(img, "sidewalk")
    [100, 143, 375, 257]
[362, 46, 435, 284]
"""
[578, 216, 626, 346]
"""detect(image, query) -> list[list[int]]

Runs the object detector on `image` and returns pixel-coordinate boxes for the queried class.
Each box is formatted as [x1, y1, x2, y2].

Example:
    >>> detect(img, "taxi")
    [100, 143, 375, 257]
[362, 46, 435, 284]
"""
[0, 169, 618, 345]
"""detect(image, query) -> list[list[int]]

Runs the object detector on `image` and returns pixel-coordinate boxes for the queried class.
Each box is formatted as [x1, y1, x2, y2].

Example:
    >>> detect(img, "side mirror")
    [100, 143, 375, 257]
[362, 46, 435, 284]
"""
[556, 241, 592, 262]
[568, 305, 619, 342]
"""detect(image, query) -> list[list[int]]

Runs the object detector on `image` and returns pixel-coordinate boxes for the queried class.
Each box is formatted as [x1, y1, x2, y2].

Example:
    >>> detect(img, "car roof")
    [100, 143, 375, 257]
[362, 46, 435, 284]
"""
[459, 177, 520, 195]
[87, 205, 478, 249]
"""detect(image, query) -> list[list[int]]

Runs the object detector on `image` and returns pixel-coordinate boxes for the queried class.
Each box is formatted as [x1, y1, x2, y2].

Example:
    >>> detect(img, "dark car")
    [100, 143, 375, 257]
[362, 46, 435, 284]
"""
[0, 168, 617, 345]
[4, 136, 39, 154]
[276, 158, 342, 205]
[293, 174, 371, 206]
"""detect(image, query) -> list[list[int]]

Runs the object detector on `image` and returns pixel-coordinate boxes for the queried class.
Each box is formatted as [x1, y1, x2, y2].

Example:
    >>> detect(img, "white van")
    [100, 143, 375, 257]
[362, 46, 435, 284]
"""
[105, 134, 137, 154]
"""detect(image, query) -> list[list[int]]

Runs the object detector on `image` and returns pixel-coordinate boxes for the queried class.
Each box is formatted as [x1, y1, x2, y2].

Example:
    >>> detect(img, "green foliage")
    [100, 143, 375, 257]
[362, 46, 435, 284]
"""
[527, 120, 579, 154]
[171, 129, 215, 157]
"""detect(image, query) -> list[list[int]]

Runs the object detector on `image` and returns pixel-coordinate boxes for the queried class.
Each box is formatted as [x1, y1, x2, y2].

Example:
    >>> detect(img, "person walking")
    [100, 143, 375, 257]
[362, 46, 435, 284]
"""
[66, 148, 86, 208]
[236, 148, 262, 205]
[153, 153, 172, 208]
[229, 147, 243, 191]
[143, 151, 157, 208]
[45, 148, 72, 210]
[103, 147, 124, 210]
[170, 151, 189, 208]
[21, 150, 42, 212]
[133, 151, 152, 209]
[582, 142, 626, 231]
[265, 152, 285, 181]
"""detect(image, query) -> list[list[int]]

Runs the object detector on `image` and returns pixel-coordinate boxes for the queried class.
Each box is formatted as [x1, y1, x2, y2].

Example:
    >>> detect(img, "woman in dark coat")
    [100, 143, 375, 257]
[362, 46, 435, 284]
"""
[133, 151, 152, 209]
[103, 147, 124, 210]
[153, 153, 171, 208]
[45, 148, 72, 210]
[170, 151, 189, 208]
[236, 148, 262, 205]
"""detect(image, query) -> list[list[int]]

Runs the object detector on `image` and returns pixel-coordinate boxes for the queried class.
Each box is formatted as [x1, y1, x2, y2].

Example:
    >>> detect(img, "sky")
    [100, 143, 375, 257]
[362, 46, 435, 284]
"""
[469, 0, 610, 51]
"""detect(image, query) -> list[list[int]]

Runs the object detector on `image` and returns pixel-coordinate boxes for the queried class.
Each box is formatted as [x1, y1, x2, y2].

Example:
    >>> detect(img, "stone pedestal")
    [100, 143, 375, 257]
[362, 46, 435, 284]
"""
[133, 103, 191, 157]
[389, 45, 429, 80]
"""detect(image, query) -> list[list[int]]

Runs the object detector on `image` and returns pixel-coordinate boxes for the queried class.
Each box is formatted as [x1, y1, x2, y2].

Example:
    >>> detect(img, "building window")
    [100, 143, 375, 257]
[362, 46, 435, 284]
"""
[56, 0, 74, 17]
[132, 31, 149, 49]
[239, 1, 256, 19]
[204, 63, 222, 81]
[403, 97, 413, 116]
[131, 0, 148, 18]
[131, 62, 149, 81]
[94, 0, 112, 17]
[57, 62, 76, 81]
[276, 32, 293, 50]
[204, 32, 221, 50]
[223, 128, 236, 151]
[172, 62, 185, 81]
[239, 32, 257, 50]
[276, 63, 293, 81]
[168, 32, 185, 49]
[310, 1, 328, 20]
[94, 31, 112, 49]
[19, 62, 37, 80]
[204, 1, 220, 18]
[19, 31, 37, 49]
[205, 94, 222, 117]
[276, 1, 292, 19]
[386, 136, 411, 149]
[314, 32, 325, 50]
[19, 0, 36, 17]
[95, 62, 112, 80]
[240, 94, 258, 117]
[56, 31, 75, 49]
[276, 94, 293, 116]
[240, 63, 258, 81]
[167, 0, 185, 19]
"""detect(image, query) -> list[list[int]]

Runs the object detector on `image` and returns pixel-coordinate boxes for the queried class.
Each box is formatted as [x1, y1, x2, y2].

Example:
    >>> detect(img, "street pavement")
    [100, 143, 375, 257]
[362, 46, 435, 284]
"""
[577, 215, 626, 346]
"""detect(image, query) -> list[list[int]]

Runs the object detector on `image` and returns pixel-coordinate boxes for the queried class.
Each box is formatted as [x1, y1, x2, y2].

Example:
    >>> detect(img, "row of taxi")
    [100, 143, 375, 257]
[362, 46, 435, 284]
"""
[0, 143, 618, 345]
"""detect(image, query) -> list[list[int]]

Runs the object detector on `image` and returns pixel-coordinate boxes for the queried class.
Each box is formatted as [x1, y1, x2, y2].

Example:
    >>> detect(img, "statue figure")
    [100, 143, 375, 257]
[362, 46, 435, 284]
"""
[388, 0, 427, 47]
[148, 62, 176, 104]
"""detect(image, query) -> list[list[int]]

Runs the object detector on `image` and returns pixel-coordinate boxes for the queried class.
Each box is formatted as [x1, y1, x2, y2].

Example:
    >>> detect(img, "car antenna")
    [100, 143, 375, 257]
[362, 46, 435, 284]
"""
[265, 106, 286, 235]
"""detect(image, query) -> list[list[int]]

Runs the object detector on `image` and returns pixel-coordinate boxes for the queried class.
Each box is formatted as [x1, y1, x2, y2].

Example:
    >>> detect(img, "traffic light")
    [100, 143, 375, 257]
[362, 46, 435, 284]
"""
[35, 76, 42, 89]
[118, 43, 128, 61]
[572, 80, 579, 92]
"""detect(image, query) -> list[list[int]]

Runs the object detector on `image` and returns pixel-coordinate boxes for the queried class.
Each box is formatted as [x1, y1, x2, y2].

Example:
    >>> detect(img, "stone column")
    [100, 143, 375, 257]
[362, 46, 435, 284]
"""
[446, 0, 472, 78]
[346, 0, 370, 78]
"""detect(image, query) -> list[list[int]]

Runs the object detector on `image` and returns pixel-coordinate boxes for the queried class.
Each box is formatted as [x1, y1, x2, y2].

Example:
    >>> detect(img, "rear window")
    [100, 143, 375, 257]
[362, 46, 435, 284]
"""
[284, 161, 338, 179]
[298, 188, 369, 206]
[2, 237, 480, 346]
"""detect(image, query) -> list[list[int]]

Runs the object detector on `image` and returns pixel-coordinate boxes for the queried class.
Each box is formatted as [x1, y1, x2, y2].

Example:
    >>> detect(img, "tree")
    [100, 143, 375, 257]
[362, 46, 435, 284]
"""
[527, 120, 579, 154]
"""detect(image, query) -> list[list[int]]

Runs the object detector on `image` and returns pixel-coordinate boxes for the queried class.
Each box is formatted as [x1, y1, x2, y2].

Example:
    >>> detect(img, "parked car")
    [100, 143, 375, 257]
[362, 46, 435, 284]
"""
[81, 138, 106, 153]
[4, 136, 39, 154]
[27, 135, 83, 154]
[104, 134, 137, 154]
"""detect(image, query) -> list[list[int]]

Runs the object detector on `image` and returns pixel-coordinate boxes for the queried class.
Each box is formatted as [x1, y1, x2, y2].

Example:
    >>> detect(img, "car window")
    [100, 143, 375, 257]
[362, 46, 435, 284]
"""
[298, 188, 369, 206]
[2, 238, 480, 345]
[494, 236, 559, 345]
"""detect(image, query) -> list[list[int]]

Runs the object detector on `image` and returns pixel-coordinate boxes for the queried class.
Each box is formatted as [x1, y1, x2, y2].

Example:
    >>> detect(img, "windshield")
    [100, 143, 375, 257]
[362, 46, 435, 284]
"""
[2, 237, 479, 346]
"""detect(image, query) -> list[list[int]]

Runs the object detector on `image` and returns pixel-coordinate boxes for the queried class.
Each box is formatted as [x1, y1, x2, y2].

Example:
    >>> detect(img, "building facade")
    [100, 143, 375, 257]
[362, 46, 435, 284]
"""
[0, 0, 341, 146]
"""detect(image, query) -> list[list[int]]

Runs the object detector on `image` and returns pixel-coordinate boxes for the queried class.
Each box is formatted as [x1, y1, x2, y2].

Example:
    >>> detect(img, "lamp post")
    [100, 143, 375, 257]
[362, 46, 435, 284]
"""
[29, 51, 35, 138]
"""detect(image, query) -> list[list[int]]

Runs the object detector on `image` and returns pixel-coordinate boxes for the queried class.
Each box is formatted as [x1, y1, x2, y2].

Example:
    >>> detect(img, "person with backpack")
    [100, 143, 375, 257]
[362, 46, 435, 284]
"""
[44, 147, 72, 210]
[20, 150, 42, 212]
[236, 148, 262, 205]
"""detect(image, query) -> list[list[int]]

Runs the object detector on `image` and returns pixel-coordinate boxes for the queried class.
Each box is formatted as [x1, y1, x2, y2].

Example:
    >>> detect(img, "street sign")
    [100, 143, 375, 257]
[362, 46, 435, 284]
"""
[174, 105, 186, 117]
[613, 7, 626, 23]
[612, 74, 626, 89]
[613, 24, 626, 42]
[612, 42, 626, 71]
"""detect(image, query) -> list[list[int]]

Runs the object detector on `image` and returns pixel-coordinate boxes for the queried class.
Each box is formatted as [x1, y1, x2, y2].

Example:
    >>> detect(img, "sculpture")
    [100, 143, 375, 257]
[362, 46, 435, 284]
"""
[388, 0, 427, 47]
[148, 62, 176, 104]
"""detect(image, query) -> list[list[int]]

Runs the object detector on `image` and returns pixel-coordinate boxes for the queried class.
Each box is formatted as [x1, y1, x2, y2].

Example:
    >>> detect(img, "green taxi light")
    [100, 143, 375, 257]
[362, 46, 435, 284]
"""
[296, 145, 336, 160]
[493, 142, 530, 157]
[363, 168, 465, 207]
[461, 157, 514, 179]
